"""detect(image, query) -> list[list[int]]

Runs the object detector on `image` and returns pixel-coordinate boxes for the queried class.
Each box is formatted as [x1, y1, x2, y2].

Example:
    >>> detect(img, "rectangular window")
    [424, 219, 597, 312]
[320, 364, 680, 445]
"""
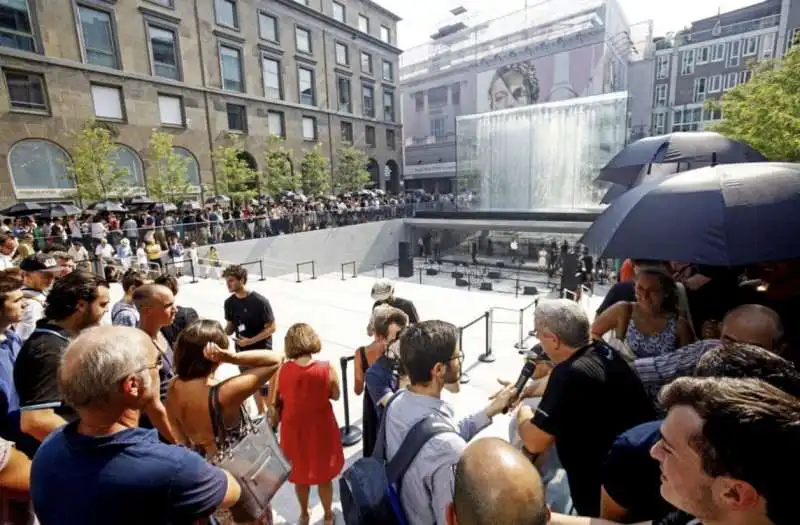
[262, 56, 282, 100]
[226, 103, 247, 132]
[302, 116, 316, 141]
[383, 90, 395, 122]
[295, 26, 311, 53]
[789, 28, 800, 51]
[413, 91, 424, 111]
[724, 72, 738, 90]
[157, 94, 183, 126]
[680, 49, 694, 76]
[693, 77, 706, 103]
[362, 83, 374, 117]
[656, 55, 669, 79]
[360, 51, 373, 74]
[653, 112, 665, 135]
[358, 14, 369, 33]
[739, 69, 752, 84]
[451, 83, 461, 105]
[380, 25, 391, 43]
[762, 32, 775, 59]
[219, 45, 244, 92]
[91, 84, 124, 120]
[710, 42, 725, 62]
[0, 0, 36, 51]
[3, 69, 47, 112]
[337, 76, 351, 112]
[743, 36, 758, 57]
[258, 12, 278, 42]
[427, 86, 448, 107]
[148, 24, 180, 80]
[340, 121, 353, 143]
[214, 0, 238, 29]
[654, 84, 667, 107]
[365, 125, 375, 147]
[335, 42, 349, 66]
[728, 40, 741, 67]
[268, 110, 284, 137]
[708, 74, 722, 93]
[695, 47, 709, 65]
[382, 60, 393, 82]
[332, 1, 345, 23]
[77, 5, 119, 69]
[430, 117, 445, 137]
[386, 129, 396, 150]
[298, 66, 315, 106]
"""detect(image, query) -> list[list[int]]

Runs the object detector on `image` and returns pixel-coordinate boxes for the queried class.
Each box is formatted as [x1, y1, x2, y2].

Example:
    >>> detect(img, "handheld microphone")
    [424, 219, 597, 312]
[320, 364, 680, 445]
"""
[503, 360, 537, 414]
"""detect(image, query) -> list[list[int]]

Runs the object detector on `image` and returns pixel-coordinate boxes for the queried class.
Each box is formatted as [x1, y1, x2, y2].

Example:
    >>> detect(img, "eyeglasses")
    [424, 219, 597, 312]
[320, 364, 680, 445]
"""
[136, 353, 163, 374]
[448, 349, 465, 363]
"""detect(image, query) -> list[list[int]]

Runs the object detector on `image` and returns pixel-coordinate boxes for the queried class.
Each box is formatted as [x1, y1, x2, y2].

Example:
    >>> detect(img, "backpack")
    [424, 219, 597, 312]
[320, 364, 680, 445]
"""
[339, 391, 457, 525]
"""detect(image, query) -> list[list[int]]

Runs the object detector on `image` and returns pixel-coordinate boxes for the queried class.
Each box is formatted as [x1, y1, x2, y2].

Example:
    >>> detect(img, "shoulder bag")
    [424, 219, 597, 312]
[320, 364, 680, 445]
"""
[207, 384, 292, 523]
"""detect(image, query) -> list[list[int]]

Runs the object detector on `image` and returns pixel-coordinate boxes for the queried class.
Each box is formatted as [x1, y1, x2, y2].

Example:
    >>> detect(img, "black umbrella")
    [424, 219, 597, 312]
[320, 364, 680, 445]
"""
[90, 201, 128, 213]
[596, 132, 766, 187]
[205, 195, 231, 205]
[40, 204, 82, 218]
[128, 196, 156, 206]
[600, 163, 682, 202]
[180, 200, 201, 211]
[0, 202, 44, 216]
[153, 202, 178, 213]
[581, 163, 800, 267]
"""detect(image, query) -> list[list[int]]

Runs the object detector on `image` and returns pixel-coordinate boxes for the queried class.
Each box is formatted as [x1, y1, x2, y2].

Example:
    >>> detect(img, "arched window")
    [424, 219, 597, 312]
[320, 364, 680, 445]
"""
[172, 147, 200, 186]
[111, 145, 144, 187]
[8, 139, 74, 192]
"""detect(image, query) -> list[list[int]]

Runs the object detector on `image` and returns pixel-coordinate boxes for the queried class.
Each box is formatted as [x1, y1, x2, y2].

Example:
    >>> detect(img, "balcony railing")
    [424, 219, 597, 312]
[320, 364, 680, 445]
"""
[405, 132, 456, 147]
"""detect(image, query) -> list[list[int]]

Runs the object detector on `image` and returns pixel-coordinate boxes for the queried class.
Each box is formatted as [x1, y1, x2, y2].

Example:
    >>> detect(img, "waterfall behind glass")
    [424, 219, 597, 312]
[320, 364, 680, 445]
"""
[455, 91, 628, 210]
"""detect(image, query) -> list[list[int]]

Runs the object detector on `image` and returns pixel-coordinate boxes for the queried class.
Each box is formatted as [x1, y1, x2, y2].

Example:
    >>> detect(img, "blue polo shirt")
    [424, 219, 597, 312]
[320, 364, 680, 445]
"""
[0, 330, 36, 455]
[31, 422, 229, 525]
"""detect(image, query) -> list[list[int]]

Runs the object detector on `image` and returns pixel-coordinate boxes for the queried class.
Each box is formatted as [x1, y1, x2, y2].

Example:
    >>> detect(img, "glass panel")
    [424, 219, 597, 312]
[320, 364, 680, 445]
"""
[158, 95, 182, 125]
[365, 126, 375, 146]
[259, 13, 276, 41]
[220, 46, 243, 92]
[298, 67, 314, 105]
[268, 112, 283, 136]
[332, 2, 344, 22]
[226, 104, 246, 131]
[0, 0, 35, 51]
[358, 15, 368, 33]
[5, 71, 46, 110]
[383, 91, 394, 121]
[172, 147, 200, 185]
[9, 140, 74, 190]
[295, 27, 310, 52]
[455, 92, 628, 210]
[360, 52, 372, 73]
[79, 6, 117, 68]
[262, 57, 281, 100]
[91, 85, 123, 119]
[302, 117, 315, 140]
[380, 26, 390, 43]
[363, 85, 374, 117]
[383, 61, 393, 81]
[110, 146, 144, 187]
[214, 0, 236, 28]
[338, 77, 351, 112]
[335, 43, 348, 65]
[149, 26, 178, 80]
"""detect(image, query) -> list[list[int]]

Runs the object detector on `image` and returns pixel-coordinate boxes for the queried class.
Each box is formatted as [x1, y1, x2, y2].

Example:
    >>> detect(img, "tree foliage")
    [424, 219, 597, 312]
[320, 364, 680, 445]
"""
[64, 120, 132, 204]
[333, 146, 371, 194]
[708, 46, 800, 161]
[262, 135, 298, 197]
[212, 133, 259, 204]
[146, 131, 192, 203]
[299, 144, 330, 197]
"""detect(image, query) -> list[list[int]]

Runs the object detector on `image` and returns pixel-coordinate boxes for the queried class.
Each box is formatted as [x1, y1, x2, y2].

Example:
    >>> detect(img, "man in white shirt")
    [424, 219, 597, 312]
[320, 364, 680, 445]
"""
[17, 255, 60, 342]
[0, 234, 18, 270]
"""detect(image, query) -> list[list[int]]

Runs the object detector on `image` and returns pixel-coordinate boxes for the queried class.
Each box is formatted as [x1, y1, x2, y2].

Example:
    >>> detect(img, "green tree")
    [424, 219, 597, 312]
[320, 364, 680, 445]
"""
[146, 131, 192, 203]
[333, 146, 371, 194]
[299, 144, 330, 197]
[64, 120, 131, 204]
[707, 47, 800, 161]
[262, 135, 298, 197]
[212, 133, 259, 204]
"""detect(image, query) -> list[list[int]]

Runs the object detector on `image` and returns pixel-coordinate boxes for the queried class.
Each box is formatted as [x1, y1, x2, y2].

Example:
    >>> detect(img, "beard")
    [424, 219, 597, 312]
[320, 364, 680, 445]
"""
[443, 361, 461, 384]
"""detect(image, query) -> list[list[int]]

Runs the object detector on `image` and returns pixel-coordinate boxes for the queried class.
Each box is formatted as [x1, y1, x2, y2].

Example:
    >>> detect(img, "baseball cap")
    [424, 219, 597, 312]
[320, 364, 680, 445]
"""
[371, 279, 394, 302]
[19, 253, 60, 273]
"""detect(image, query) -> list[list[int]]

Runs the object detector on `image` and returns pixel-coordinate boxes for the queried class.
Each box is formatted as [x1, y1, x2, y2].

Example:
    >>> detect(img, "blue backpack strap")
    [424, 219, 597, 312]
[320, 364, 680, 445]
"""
[385, 415, 457, 485]
[371, 389, 405, 461]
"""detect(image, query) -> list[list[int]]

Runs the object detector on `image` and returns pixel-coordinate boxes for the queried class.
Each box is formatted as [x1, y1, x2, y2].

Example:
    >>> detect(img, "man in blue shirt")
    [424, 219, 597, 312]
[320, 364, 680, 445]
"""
[31, 325, 241, 524]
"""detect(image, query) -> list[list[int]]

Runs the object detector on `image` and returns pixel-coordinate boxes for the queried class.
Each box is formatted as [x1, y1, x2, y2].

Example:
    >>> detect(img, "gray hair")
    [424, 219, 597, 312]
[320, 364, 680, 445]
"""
[534, 299, 591, 349]
[59, 327, 152, 409]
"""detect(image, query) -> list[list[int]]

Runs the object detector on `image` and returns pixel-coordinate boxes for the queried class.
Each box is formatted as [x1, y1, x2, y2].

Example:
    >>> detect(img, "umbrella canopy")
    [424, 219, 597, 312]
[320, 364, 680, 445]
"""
[600, 184, 628, 205]
[40, 204, 82, 218]
[597, 132, 767, 186]
[128, 196, 156, 206]
[153, 202, 177, 213]
[180, 200, 201, 211]
[599, 163, 682, 202]
[89, 201, 128, 213]
[581, 163, 800, 267]
[0, 202, 44, 217]
[205, 195, 231, 205]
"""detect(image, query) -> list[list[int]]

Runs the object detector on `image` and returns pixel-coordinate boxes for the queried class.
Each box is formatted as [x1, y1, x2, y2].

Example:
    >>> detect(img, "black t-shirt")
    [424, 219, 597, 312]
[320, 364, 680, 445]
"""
[14, 321, 77, 424]
[372, 296, 419, 324]
[160, 305, 199, 348]
[224, 291, 275, 351]
[596, 281, 636, 316]
[687, 265, 741, 333]
[654, 510, 699, 525]
[532, 341, 656, 517]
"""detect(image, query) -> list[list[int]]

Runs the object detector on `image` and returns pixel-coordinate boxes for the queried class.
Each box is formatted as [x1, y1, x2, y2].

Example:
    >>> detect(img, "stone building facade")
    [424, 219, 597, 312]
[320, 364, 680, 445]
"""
[0, 0, 403, 205]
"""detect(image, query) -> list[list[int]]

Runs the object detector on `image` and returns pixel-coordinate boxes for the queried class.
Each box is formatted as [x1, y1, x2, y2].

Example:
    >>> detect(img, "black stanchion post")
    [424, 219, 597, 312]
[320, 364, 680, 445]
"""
[478, 310, 495, 363]
[338, 356, 363, 447]
[258, 260, 265, 281]
[312, 261, 316, 279]
[514, 308, 526, 349]
[296, 263, 301, 283]
[341, 263, 345, 281]
[418, 267, 422, 285]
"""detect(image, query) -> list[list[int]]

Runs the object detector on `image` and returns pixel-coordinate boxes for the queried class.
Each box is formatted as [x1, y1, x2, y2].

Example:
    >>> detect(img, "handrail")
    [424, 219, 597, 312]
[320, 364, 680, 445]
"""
[164, 256, 198, 283]
[340, 261, 357, 281]
[239, 259, 265, 281]
[458, 310, 493, 383]
[296, 260, 316, 283]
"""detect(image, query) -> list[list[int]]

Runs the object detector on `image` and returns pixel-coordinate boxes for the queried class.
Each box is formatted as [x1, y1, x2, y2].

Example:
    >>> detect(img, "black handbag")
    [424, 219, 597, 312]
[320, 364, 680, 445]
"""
[208, 385, 292, 523]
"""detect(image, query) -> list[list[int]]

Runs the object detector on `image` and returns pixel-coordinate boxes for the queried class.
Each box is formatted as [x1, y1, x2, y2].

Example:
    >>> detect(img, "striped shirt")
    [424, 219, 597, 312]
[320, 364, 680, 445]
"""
[634, 339, 722, 399]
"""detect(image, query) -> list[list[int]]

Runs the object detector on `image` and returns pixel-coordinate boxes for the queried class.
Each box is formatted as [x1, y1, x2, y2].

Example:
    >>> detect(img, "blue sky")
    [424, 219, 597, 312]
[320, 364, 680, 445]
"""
[374, 0, 764, 50]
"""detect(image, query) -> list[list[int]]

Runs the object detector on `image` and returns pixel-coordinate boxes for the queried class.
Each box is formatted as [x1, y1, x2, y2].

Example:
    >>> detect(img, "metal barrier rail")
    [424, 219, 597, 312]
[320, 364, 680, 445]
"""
[514, 299, 539, 350]
[381, 259, 398, 277]
[458, 310, 492, 383]
[239, 259, 266, 281]
[295, 260, 316, 283]
[164, 256, 198, 283]
[340, 261, 357, 281]
[338, 355, 362, 447]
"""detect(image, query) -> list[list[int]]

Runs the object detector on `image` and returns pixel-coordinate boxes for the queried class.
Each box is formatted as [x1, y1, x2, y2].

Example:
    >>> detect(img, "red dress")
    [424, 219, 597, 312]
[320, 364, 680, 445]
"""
[278, 360, 344, 485]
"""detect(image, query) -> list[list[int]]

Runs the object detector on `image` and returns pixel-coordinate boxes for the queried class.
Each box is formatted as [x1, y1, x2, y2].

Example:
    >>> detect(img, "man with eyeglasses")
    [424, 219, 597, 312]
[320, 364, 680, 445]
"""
[30, 326, 242, 525]
[514, 299, 655, 518]
[383, 320, 517, 525]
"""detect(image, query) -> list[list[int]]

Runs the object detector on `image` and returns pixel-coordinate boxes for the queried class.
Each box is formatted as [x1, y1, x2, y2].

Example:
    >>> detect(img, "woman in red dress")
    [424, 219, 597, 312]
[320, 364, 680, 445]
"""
[270, 323, 344, 525]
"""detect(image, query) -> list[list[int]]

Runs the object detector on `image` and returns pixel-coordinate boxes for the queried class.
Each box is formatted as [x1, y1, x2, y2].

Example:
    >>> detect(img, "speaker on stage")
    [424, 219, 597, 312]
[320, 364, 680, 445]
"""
[398, 241, 413, 278]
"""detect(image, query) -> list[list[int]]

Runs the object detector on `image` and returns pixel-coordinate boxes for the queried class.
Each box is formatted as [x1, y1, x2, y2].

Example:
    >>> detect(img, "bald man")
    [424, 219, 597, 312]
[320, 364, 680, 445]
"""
[633, 303, 783, 399]
[30, 326, 240, 524]
[447, 438, 550, 525]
